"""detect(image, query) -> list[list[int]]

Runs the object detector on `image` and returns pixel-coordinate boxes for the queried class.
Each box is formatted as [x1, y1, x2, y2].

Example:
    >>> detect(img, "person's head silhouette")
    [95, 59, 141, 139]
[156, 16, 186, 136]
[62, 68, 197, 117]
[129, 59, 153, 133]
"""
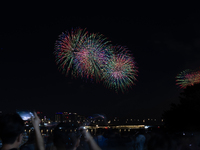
[0, 113, 25, 150]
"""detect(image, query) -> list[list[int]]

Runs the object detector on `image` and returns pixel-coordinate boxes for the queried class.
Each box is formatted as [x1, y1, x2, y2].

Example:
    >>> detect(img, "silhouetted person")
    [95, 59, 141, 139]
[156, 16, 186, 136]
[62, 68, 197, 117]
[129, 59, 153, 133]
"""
[20, 131, 35, 150]
[80, 127, 101, 150]
[147, 132, 177, 150]
[134, 134, 146, 150]
[94, 130, 108, 149]
[0, 112, 44, 150]
[0, 113, 25, 150]
[51, 123, 101, 150]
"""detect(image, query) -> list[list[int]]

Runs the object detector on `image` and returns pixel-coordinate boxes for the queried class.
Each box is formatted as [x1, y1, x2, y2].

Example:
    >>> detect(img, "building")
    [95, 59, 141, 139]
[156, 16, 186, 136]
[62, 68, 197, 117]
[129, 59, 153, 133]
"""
[54, 112, 86, 124]
[55, 112, 64, 123]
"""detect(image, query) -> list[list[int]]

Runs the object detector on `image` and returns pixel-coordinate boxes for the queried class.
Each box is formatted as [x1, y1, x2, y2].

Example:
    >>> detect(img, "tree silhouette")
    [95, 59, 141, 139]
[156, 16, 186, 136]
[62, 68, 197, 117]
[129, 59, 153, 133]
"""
[163, 83, 200, 132]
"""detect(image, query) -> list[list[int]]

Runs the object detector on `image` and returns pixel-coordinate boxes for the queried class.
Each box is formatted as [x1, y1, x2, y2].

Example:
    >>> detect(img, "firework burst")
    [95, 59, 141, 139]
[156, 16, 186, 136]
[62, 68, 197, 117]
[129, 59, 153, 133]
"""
[54, 28, 88, 76]
[102, 46, 138, 93]
[176, 69, 200, 89]
[74, 33, 111, 81]
[54, 28, 139, 93]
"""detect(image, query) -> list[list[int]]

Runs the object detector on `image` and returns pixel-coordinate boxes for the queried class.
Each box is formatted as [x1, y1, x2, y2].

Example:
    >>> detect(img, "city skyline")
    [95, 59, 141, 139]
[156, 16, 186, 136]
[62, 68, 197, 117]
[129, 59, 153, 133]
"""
[1, 6, 200, 119]
[4, 110, 164, 126]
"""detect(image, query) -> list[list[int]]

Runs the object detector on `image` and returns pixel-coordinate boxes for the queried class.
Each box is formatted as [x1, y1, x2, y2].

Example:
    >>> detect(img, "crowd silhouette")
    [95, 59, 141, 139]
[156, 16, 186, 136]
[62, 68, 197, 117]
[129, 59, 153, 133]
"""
[1, 112, 200, 150]
[1, 83, 200, 150]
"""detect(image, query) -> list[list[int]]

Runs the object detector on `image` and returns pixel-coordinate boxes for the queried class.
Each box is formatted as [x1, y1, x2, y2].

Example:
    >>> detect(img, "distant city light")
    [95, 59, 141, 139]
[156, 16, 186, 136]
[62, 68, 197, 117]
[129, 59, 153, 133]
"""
[56, 112, 63, 114]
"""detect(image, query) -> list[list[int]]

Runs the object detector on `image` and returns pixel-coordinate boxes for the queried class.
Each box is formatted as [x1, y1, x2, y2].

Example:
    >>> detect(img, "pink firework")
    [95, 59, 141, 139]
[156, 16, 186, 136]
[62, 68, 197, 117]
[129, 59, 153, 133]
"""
[74, 33, 111, 81]
[176, 69, 200, 88]
[102, 46, 138, 93]
[54, 28, 88, 76]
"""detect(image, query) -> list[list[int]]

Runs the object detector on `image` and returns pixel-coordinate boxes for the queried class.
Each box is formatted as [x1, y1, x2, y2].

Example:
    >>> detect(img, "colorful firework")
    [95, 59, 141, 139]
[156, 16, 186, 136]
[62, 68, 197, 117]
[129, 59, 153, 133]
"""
[176, 69, 200, 89]
[74, 33, 111, 81]
[102, 46, 138, 93]
[54, 28, 88, 76]
[54, 28, 139, 93]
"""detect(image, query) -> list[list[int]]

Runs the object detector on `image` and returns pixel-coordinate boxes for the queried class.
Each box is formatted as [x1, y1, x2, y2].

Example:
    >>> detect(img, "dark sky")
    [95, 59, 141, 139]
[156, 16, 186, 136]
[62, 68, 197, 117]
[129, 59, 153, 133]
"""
[1, 5, 200, 119]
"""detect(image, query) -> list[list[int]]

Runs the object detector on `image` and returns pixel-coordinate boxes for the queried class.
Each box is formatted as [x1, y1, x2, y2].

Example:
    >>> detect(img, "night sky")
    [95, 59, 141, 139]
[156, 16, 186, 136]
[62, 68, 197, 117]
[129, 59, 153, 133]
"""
[1, 5, 200, 119]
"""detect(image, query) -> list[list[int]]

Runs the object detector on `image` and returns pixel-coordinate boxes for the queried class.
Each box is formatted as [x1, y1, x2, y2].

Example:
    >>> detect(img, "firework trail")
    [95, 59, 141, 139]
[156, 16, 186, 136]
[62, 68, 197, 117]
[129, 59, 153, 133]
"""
[176, 69, 200, 89]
